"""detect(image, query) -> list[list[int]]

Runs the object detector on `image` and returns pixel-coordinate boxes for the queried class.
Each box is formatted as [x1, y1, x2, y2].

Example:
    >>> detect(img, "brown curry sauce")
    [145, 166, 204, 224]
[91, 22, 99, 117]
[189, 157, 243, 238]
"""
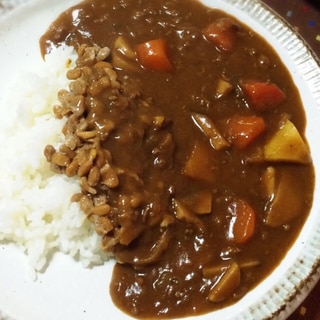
[40, 0, 315, 318]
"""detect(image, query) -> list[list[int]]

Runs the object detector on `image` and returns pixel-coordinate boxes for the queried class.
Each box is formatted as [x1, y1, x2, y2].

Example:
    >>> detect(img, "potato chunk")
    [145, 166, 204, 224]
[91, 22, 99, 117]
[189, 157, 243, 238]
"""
[173, 199, 204, 231]
[112, 36, 138, 72]
[215, 78, 233, 99]
[263, 168, 304, 227]
[181, 190, 213, 215]
[183, 141, 217, 183]
[204, 260, 241, 303]
[264, 119, 311, 164]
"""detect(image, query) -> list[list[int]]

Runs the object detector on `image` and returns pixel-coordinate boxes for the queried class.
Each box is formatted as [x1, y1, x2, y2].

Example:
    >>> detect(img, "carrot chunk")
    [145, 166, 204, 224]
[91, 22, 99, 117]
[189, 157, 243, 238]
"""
[241, 80, 286, 111]
[226, 115, 266, 149]
[136, 39, 173, 72]
[203, 18, 238, 52]
[227, 199, 256, 244]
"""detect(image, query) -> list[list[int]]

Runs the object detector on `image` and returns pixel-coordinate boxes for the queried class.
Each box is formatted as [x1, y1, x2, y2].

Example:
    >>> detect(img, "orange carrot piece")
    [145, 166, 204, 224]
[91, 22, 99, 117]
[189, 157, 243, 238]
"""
[202, 18, 238, 52]
[241, 80, 286, 111]
[136, 39, 173, 72]
[226, 115, 266, 149]
[227, 199, 256, 244]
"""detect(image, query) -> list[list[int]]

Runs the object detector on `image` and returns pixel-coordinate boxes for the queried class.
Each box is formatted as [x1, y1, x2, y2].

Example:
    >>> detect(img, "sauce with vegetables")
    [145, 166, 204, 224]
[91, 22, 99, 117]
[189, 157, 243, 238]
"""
[40, 0, 315, 318]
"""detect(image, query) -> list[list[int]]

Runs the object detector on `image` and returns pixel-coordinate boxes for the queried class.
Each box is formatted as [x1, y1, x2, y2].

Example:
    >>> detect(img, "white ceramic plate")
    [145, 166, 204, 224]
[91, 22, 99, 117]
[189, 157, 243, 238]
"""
[0, 0, 320, 319]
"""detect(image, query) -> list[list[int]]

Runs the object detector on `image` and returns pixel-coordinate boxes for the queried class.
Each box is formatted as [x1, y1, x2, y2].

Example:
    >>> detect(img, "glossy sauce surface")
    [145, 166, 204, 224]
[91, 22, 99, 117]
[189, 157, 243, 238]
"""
[41, 0, 315, 318]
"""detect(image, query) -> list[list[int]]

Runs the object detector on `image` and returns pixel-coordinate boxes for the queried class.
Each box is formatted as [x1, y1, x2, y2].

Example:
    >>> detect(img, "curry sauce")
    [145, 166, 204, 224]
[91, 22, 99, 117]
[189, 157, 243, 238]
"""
[41, 0, 315, 318]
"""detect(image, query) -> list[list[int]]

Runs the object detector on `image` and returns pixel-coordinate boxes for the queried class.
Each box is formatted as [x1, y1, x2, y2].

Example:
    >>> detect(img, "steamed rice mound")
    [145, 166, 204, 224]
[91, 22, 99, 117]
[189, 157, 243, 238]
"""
[0, 46, 105, 272]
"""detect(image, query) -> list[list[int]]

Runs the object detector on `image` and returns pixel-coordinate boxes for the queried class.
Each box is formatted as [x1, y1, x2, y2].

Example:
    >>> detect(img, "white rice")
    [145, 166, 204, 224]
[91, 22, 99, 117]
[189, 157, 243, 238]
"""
[0, 45, 105, 274]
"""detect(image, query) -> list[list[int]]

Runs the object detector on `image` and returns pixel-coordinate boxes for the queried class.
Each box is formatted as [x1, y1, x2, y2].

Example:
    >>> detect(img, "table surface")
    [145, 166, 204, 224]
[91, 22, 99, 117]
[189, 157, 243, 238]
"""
[0, 0, 319, 319]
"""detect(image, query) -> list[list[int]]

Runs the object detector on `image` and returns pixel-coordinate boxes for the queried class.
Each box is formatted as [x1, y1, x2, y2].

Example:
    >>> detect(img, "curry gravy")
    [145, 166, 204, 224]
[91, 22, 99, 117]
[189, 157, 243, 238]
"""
[41, 0, 315, 318]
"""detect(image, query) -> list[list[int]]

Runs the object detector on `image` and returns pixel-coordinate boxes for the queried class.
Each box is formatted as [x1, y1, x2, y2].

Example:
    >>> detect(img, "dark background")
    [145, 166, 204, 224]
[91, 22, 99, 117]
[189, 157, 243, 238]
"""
[261, 0, 320, 319]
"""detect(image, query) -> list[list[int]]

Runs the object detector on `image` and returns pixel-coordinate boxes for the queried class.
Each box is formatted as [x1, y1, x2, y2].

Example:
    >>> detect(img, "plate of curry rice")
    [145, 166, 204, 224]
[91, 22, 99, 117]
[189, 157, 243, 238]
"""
[0, 0, 319, 319]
